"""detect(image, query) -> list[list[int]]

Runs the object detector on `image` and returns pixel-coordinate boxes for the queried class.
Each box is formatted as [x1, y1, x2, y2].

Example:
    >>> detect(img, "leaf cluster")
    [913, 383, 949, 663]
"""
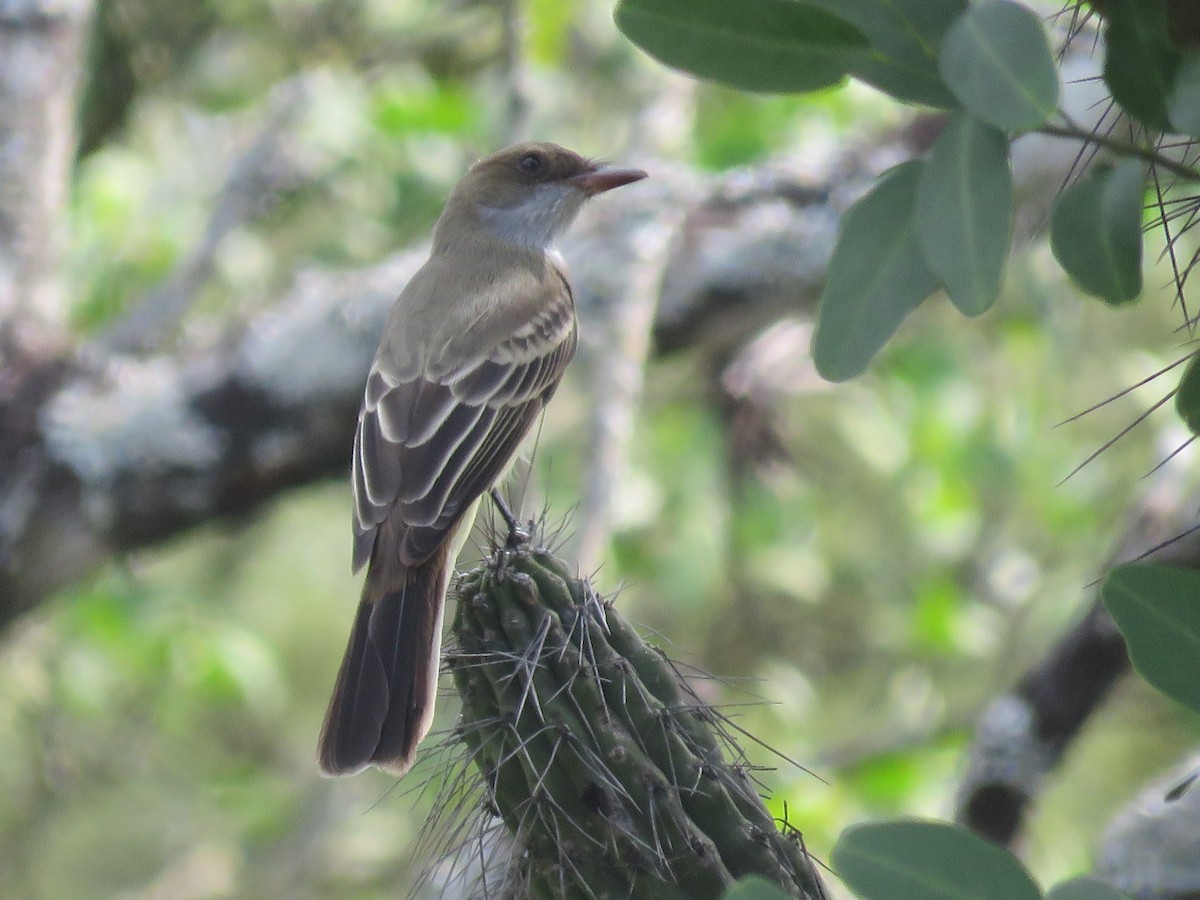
[615, 0, 1200, 381]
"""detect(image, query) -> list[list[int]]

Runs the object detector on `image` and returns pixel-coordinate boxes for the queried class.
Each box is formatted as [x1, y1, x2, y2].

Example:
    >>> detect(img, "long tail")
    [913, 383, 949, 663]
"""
[317, 539, 452, 776]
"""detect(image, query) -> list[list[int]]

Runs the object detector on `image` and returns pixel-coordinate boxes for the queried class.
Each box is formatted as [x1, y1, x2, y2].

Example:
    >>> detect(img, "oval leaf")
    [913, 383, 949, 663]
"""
[1049, 159, 1146, 305]
[832, 819, 1041, 900]
[1046, 876, 1132, 900]
[1174, 351, 1200, 433]
[805, 0, 965, 107]
[721, 876, 794, 900]
[812, 161, 938, 382]
[1168, 53, 1200, 136]
[1102, 562, 1200, 715]
[916, 115, 1013, 316]
[1104, 0, 1179, 132]
[614, 0, 868, 94]
[938, 0, 1059, 131]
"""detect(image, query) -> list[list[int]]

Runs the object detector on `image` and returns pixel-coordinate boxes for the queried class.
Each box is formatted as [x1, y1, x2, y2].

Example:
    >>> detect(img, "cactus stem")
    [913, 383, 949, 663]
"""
[430, 527, 823, 899]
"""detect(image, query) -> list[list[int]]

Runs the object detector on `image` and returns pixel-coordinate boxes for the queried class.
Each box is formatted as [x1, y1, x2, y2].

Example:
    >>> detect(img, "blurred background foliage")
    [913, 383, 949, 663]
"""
[2, 0, 1199, 896]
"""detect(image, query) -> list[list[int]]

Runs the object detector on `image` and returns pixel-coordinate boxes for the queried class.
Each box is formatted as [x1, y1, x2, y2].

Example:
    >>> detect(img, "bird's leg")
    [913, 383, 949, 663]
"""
[489, 488, 529, 547]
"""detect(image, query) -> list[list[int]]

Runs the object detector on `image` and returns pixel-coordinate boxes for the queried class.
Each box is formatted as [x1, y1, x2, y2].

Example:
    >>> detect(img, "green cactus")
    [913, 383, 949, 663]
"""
[445, 532, 824, 900]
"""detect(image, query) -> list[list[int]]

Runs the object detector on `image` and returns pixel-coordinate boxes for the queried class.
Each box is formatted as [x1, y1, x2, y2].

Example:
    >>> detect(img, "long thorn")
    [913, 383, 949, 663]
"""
[1058, 391, 1176, 485]
[1055, 353, 1194, 426]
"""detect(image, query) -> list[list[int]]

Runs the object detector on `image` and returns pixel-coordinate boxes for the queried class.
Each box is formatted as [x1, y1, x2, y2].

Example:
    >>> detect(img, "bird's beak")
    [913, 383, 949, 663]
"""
[569, 164, 648, 196]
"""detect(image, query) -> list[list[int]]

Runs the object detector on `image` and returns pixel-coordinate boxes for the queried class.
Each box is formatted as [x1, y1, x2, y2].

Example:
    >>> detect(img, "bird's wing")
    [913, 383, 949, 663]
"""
[351, 269, 577, 571]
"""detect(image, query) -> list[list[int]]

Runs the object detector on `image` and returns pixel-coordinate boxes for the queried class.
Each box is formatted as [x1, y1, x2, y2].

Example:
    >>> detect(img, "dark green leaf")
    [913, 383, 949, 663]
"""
[938, 0, 1059, 131]
[721, 876, 794, 900]
[1049, 160, 1145, 305]
[613, 0, 868, 94]
[916, 115, 1012, 315]
[832, 819, 1041, 900]
[812, 161, 938, 382]
[1175, 351, 1200, 433]
[1046, 877, 1132, 900]
[1168, 53, 1200, 136]
[1102, 562, 1200, 715]
[805, 0, 965, 107]
[1103, 0, 1179, 131]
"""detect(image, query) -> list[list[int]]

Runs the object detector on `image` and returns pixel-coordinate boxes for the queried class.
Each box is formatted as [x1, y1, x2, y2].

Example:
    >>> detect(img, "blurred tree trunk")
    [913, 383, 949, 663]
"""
[0, 0, 94, 335]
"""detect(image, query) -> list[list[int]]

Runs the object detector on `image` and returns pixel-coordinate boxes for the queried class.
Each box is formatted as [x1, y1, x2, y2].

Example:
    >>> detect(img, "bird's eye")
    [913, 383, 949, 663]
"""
[519, 153, 543, 173]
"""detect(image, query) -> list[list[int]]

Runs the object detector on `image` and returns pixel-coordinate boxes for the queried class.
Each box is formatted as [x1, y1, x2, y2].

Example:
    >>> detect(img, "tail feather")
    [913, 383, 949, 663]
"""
[318, 541, 451, 776]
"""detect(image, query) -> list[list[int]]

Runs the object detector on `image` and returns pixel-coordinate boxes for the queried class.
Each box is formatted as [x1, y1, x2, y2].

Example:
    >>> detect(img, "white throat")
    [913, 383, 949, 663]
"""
[477, 184, 584, 250]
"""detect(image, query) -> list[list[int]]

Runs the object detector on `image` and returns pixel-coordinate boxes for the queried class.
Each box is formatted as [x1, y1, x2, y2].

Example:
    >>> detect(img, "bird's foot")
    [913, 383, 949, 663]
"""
[489, 488, 530, 548]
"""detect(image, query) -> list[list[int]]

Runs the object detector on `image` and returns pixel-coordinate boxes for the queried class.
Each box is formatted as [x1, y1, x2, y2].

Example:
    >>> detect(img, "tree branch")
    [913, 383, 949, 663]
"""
[1040, 119, 1200, 183]
[0, 250, 422, 629]
[955, 463, 1200, 848]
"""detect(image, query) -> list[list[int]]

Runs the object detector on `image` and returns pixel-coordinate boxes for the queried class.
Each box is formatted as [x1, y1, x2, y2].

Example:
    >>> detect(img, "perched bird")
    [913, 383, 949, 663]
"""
[318, 142, 646, 776]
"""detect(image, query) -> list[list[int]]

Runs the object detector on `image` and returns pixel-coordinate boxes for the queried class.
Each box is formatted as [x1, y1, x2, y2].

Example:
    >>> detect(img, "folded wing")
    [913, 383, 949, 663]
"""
[351, 276, 577, 571]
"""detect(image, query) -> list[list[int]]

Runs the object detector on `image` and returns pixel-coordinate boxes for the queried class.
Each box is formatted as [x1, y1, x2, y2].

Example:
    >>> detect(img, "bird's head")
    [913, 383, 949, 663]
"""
[437, 142, 647, 251]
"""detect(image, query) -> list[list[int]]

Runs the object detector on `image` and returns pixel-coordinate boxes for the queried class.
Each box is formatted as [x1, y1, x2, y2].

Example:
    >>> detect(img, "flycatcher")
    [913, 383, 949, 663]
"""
[318, 142, 646, 776]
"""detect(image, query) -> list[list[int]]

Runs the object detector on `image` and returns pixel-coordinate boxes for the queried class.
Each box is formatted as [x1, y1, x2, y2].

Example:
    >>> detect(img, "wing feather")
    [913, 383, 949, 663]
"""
[351, 270, 577, 573]
[352, 428, 382, 528]
[376, 378, 459, 446]
[358, 412, 402, 507]
[434, 404, 541, 517]
[450, 359, 511, 405]
[417, 404, 529, 524]
[397, 401, 491, 506]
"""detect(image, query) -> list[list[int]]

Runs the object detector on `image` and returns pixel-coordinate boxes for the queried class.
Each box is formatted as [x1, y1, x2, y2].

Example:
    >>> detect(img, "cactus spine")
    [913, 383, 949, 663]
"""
[448, 536, 824, 900]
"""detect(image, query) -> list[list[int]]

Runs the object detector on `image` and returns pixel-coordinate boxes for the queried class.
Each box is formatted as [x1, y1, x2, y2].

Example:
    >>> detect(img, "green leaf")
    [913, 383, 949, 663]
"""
[721, 876, 794, 900]
[1175, 351, 1200, 433]
[916, 115, 1012, 316]
[613, 0, 868, 94]
[938, 0, 1059, 131]
[812, 161, 939, 382]
[805, 0, 965, 107]
[1049, 159, 1145, 305]
[1046, 877, 1132, 900]
[1103, 0, 1179, 132]
[832, 819, 1041, 900]
[1168, 53, 1200, 136]
[1102, 562, 1200, 715]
